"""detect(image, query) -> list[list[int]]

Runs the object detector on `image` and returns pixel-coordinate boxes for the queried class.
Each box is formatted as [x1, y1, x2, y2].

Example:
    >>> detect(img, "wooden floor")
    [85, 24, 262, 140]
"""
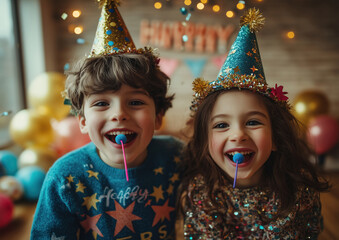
[0, 200, 36, 240]
[319, 171, 339, 240]
[1, 171, 338, 239]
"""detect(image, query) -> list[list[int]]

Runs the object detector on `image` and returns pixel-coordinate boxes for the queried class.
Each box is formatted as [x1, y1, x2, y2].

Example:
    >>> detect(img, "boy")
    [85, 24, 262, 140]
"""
[31, 1, 183, 239]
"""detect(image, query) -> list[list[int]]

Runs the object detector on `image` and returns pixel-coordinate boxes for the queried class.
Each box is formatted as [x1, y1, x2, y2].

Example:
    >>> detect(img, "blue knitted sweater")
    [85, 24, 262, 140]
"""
[31, 136, 183, 239]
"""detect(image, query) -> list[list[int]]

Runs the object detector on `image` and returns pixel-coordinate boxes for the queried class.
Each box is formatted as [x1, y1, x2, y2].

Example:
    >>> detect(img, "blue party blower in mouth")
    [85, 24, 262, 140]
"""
[233, 153, 244, 188]
[115, 134, 129, 181]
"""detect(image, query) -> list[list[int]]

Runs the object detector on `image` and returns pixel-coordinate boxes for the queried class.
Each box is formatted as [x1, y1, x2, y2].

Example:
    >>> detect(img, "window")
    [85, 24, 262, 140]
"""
[0, 0, 25, 148]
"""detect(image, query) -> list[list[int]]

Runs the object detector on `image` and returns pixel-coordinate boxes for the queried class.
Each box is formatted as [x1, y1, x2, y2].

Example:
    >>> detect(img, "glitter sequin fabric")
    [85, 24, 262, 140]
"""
[183, 175, 322, 240]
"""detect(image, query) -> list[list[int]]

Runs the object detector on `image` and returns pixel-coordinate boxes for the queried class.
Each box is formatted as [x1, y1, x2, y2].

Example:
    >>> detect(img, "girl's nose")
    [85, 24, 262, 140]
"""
[229, 127, 248, 142]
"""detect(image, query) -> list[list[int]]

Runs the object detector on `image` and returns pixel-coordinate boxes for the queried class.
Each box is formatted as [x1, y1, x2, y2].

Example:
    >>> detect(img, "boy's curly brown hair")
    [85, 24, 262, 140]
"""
[65, 52, 174, 116]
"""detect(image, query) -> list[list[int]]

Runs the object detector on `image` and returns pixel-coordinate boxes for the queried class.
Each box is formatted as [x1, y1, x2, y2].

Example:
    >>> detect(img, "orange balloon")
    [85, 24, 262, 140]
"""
[28, 72, 71, 120]
[52, 117, 91, 157]
[9, 109, 54, 148]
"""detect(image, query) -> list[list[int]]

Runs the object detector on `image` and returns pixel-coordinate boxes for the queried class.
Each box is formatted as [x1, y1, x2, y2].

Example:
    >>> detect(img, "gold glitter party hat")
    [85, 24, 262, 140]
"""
[190, 8, 289, 111]
[89, 0, 136, 56]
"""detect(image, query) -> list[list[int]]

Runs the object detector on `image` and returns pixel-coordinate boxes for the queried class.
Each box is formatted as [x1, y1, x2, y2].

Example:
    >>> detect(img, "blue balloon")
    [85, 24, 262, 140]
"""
[0, 151, 18, 176]
[16, 166, 45, 201]
[0, 162, 5, 177]
[233, 153, 244, 164]
[115, 134, 127, 145]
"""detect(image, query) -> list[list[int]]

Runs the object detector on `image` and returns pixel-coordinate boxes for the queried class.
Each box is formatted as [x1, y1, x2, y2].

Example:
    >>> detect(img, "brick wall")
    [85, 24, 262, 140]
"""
[45, 0, 339, 137]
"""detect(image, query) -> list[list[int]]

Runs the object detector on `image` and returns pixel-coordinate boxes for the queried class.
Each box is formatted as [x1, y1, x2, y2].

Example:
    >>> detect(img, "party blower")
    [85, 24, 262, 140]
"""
[233, 153, 244, 188]
[115, 134, 129, 181]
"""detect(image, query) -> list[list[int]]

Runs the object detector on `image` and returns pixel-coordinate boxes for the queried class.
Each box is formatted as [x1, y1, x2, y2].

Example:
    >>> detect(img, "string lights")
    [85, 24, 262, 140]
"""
[59, 0, 293, 60]
[152, 0, 255, 19]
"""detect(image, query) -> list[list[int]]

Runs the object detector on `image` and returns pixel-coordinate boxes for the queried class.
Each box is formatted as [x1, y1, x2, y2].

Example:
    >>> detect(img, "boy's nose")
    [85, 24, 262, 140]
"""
[111, 105, 128, 121]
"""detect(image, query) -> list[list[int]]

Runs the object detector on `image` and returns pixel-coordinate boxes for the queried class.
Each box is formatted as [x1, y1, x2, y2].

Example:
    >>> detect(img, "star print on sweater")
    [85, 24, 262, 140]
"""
[31, 136, 184, 239]
[151, 199, 175, 227]
[150, 185, 165, 202]
[80, 214, 103, 237]
[51, 232, 65, 240]
[76, 181, 86, 193]
[106, 201, 142, 236]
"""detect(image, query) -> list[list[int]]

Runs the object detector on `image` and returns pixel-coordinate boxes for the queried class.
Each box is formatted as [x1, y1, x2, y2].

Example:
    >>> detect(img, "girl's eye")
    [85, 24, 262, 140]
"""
[94, 101, 108, 107]
[129, 100, 145, 106]
[246, 120, 262, 126]
[213, 123, 229, 129]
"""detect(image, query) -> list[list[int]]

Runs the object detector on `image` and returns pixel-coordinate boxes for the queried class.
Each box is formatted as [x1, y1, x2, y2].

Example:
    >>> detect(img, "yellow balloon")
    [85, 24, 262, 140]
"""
[28, 72, 71, 120]
[18, 147, 57, 172]
[292, 90, 330, 125]
[9, 109, 55, 148]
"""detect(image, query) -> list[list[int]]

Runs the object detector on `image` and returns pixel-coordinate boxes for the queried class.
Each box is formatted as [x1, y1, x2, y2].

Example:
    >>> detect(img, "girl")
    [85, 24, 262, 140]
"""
[176, 8, 329, 239]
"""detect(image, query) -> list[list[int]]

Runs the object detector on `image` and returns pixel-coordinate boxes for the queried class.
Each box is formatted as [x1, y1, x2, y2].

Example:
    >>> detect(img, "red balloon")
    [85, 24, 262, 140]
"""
[307, 115, 339, 155]
[52, 117, 91, 157]
[0, 193, 14, 228]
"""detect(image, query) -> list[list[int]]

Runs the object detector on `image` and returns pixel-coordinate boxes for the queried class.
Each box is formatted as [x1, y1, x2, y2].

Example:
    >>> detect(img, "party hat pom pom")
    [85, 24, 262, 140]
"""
[96, 0, 106, 8]
[192, 78, 209, 96]
[96, 0, 120, 8]
[240, 8, 265, 33]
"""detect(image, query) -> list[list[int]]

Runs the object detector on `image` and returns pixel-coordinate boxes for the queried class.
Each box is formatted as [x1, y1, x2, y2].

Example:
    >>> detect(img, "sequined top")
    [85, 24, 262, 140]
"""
[183, 175, 322, 240]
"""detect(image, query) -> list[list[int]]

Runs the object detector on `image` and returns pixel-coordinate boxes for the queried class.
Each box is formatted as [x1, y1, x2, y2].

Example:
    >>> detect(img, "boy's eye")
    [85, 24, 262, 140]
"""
[213, 122, 229, 129]
[246, 120, 262, 126]
[94, 101, 109, 107]
[129, 100, 145, 106]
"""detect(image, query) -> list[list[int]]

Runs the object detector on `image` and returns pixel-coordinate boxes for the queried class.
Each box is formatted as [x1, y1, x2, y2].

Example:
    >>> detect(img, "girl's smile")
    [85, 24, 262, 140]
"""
[225, 149, 255, 167]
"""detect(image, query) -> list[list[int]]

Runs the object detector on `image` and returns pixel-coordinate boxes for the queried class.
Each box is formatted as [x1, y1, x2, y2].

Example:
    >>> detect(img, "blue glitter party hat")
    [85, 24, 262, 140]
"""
[217, 8, 265, 83]
[191, 8, 289, 111]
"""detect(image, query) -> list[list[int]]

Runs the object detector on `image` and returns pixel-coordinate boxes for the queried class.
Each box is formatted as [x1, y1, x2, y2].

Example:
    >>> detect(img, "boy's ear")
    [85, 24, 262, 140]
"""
[155, 113, 164, 130]
[78, 115, 88, 134]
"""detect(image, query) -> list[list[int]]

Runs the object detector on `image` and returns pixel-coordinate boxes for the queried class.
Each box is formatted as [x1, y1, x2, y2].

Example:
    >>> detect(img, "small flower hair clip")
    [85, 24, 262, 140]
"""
[269, 84, 289, 101]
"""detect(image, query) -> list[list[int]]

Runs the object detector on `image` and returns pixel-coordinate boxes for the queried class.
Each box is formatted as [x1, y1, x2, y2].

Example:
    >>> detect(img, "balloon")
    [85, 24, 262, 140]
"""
[0, 151, 18, 176]
[15, 166, 45, 201]
[52, 117, 91, 157]
[0, 163, 5, 177]
[0, 176, 24, 201]
[292, 90, 330, 125]
[9, 109, 54, 148]
[0, 193, 14, 228]
[307, 115, 339, 155]
[18, 147, 57, 173]
[28, 72, 71, 120]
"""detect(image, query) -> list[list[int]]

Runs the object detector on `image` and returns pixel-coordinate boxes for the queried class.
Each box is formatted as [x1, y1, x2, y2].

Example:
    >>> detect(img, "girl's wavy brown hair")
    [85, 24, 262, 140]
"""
[178, 89, 329, 216]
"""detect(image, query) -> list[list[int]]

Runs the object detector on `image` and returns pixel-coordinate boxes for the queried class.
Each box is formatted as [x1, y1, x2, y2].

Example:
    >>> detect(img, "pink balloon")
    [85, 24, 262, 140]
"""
[0, 193, 14, 228]
[307, 115, 339, 155]
[52, 117, 91, 157]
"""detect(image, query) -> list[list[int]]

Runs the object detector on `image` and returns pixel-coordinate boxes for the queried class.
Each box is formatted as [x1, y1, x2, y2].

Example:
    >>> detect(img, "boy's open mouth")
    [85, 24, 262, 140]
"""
[105, 131, 137, 144]
[226, 151, 254, 163]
